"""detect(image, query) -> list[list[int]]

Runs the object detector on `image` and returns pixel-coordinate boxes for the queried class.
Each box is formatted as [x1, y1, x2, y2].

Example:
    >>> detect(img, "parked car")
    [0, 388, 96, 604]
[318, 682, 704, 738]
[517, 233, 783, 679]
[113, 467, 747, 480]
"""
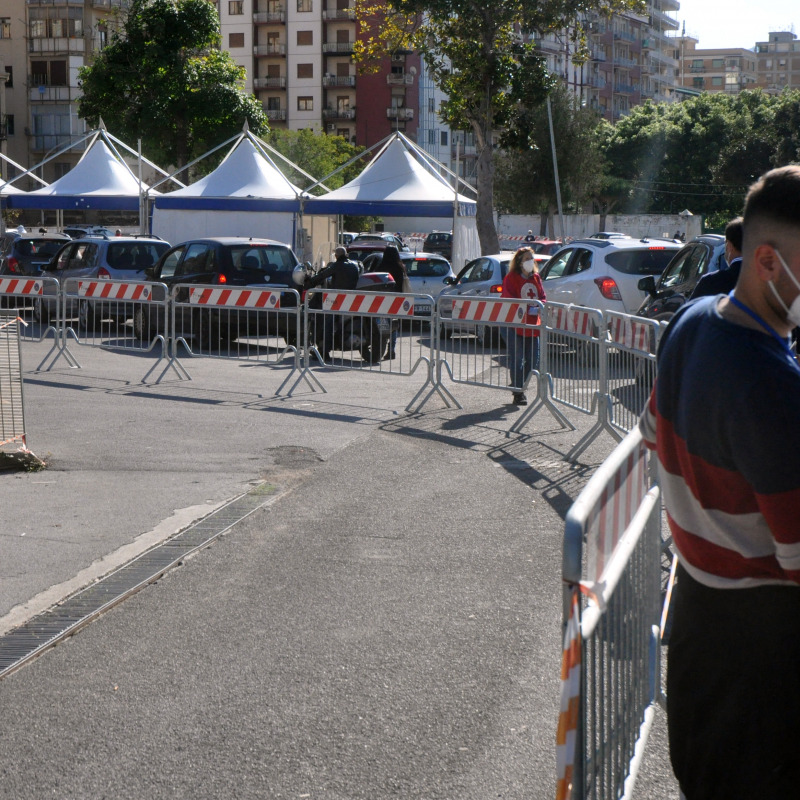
[61, 225, 115, 239]
[338, 231, 359, 246]
[349, 232, 409, 250]
[528, 238, 562, 255]
[0, 232, 72, 276]
[537, 237, 682, 315]
[35, 235, 171, 327]
[136, 237, 302, 347]
[635, 234, 727, 322]
[360, 250, 455, 316]
[424, 231, 453, 260]
[588, 232, 631, 240]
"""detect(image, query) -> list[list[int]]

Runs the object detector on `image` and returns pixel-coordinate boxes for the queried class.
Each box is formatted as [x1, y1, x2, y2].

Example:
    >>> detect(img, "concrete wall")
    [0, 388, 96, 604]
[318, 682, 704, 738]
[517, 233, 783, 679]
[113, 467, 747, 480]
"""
[495, 213, 704, 243]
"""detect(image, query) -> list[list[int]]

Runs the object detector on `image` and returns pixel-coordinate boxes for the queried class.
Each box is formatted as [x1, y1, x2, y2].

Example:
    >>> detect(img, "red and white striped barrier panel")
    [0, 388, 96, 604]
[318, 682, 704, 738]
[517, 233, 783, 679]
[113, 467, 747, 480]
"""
[322, 291, 415, 317]
[78, 280, 153, 302]
[189, 287, 281, 309]
[586, 443, 648, 583]
[0, 278, 43, 296]
[452, 298, 525, 324]
[549, 306, 597, 336]
[556, 588, 581, 800]
[607, 316, 651, 353]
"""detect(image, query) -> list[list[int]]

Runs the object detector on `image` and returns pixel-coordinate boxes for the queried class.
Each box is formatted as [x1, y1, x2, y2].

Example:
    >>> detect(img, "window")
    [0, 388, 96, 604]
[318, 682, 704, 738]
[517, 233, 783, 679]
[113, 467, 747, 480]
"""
[0, 19, 10, 39]
[297, 96, 313, 111]
[712, 58, 724, 68]
[4, 66, 11, 88]
[4, 115, 14, 136]
[440, 130, 448, 147]
[297, 63, 313, 78]
[53, 161, 70, 179]
[711, 76, 723, 86]
[297, 30, 312, 46]
[297, 0, 312, 10]
[693, 77, 704, 89]
[427, 129, 435, 145]
[31, 60, 67, 87]
[266, 96, 281, 111]
[228, 0, 244, 12]
[427, 97, 435, 113]
[229, 32, 244, 48]
[691, 59, 703, 69]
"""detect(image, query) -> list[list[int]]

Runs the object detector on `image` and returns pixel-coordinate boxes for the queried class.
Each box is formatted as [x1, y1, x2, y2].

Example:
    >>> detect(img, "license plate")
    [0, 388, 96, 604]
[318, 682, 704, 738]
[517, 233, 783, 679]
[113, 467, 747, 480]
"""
[415, 304, 431, 315]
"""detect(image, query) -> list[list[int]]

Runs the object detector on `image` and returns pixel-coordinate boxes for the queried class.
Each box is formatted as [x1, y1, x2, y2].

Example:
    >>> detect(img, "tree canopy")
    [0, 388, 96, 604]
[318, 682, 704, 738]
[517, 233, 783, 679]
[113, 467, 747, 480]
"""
[78, 0, 268, 173]
[354, 0, 646, 253]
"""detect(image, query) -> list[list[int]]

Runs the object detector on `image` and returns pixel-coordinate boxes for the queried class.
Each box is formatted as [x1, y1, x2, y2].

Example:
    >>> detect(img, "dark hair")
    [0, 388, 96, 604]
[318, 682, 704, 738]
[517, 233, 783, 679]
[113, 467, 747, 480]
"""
[380, 245, 402, 269]
[725, 217, 743, 252]
[743, 166, 800, 234]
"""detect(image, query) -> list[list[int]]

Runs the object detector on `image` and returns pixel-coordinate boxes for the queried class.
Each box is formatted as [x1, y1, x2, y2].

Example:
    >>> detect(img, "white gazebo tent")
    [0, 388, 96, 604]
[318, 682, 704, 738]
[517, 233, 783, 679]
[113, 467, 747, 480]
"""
[303, 132, 479, 267]
[150, 124, 333, 259]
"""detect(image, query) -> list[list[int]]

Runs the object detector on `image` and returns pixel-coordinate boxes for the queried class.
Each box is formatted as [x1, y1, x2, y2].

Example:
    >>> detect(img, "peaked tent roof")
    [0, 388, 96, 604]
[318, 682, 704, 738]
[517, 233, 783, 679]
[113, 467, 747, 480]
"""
[303, 135, 476, 217]
[154, 136, 304, 212]
[5, 128, 160, 211]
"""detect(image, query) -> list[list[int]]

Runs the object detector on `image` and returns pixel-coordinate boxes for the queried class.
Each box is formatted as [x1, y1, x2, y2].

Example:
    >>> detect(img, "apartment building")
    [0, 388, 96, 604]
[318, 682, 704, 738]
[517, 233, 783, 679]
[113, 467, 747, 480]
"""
[672, 35, 758, 94]
[755, 30, 800, 93]
[0, 0, 125, 187]
[219, 0, 419, 146]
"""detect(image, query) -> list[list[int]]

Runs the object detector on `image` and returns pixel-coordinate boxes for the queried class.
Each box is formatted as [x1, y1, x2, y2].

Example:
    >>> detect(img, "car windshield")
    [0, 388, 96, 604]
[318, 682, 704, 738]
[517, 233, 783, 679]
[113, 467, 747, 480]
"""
[605, 248, 677, 276]
[18, 239, 65, 257]
[406, 257, 450, 277]
[107, 242, 169, 269]
[230, 244, 298, 282]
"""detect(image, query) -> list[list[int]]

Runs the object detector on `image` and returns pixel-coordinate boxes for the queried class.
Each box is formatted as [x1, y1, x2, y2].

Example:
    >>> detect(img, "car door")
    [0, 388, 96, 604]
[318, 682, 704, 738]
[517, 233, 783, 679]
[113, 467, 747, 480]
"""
[539, 247, 583, 305]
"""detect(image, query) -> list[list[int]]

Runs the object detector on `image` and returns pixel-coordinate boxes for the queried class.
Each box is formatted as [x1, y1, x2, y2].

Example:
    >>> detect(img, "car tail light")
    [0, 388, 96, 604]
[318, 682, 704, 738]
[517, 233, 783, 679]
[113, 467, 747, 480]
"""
[490, 284, 503, 294]
[215, 273, 227, 284]
[7, 256, 19, 273]
[98, 267, 111, 279]
[594, 276, 622, 300]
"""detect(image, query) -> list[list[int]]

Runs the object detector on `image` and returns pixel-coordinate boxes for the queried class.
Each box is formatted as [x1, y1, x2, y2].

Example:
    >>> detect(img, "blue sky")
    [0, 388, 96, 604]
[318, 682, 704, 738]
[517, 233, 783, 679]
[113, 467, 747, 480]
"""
[675, 0, 797, 50]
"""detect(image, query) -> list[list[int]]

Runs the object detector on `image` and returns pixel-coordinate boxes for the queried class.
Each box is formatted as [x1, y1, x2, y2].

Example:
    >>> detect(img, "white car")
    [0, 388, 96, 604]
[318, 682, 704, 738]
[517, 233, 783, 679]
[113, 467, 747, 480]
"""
[360, 250, 454, 316]
[538, 237, 682, 315]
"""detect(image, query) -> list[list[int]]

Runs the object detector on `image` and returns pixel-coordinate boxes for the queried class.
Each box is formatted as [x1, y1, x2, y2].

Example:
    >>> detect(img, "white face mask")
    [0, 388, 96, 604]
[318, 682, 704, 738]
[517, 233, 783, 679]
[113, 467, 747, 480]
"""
[768, 249, 800, 327]
[521, 258, 534, 276]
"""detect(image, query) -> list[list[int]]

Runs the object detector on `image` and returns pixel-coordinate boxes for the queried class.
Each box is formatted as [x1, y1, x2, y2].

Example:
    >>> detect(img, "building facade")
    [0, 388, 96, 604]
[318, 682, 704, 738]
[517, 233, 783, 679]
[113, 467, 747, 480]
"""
[673, 35, 758, 94]
[755, 31, 800, 93]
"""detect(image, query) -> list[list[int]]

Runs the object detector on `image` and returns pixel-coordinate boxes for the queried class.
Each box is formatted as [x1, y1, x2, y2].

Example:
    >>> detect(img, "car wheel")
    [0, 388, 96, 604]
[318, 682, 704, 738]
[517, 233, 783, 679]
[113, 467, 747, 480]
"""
[359, 319, 384, 364]
[33, 298, 50, 325]
[78, 299, 98, 332]
[132, 307, 151, 342]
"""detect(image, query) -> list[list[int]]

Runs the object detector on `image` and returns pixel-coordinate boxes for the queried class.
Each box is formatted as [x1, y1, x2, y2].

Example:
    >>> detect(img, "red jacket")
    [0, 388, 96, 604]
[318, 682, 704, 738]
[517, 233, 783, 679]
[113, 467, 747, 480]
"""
[502, 271, 546, 337]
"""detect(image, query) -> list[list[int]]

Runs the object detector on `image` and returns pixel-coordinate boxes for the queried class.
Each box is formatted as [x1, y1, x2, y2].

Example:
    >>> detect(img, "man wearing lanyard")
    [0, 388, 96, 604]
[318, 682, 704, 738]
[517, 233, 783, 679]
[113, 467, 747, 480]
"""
[639, 165, 800, 798]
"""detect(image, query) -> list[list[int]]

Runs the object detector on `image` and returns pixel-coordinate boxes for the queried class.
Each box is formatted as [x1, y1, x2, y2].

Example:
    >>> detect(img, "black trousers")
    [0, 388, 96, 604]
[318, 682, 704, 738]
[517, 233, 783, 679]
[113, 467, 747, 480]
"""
[667, 564, 800, 799]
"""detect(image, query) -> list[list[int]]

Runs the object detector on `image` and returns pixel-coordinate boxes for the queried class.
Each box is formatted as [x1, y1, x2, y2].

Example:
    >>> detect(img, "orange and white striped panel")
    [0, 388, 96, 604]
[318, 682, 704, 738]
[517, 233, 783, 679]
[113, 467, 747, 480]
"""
[189, 287, 280, 309]
[78, 281, 153, 302]
[452, 298, 525, 324]
[608, 316, 651, 353]
[549, 306, 595, 336]
[0, 278, 43, 296]
[322, 291, 415, 317]
[556, 588, 582, 800]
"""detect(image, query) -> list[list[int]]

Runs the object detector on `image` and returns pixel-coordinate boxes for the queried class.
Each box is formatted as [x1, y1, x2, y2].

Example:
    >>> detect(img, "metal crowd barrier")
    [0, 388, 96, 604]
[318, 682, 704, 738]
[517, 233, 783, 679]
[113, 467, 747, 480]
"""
[171, 282, 302, 393]
[303, 288, 439, 411]
[49, 277, 174, 381]
[561, 428, 663, 800]
[0, 314, 27, 454]
[436, 295, 551, 407]
[0, 276, 62, 370]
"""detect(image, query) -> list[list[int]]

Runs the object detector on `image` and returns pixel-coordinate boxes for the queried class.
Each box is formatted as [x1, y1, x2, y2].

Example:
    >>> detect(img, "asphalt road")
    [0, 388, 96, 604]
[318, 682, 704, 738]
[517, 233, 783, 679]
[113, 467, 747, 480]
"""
[0, 334, 679, 799]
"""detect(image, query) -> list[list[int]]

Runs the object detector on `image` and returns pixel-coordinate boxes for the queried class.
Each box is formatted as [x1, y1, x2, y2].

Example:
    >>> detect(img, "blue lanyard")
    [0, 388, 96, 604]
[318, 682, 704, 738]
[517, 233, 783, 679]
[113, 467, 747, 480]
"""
[727, 291, 796, 361]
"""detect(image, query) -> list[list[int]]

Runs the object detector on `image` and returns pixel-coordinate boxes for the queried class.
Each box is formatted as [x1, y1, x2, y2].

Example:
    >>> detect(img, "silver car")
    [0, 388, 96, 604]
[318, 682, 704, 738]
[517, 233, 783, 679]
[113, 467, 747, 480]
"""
[360, 250, 455, 316]
[36, 235, 170, 328]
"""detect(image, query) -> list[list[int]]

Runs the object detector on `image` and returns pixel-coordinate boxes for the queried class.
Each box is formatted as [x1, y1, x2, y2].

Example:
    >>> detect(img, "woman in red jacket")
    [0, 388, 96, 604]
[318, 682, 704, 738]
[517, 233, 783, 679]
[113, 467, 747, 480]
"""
[501, 247, 546, 405]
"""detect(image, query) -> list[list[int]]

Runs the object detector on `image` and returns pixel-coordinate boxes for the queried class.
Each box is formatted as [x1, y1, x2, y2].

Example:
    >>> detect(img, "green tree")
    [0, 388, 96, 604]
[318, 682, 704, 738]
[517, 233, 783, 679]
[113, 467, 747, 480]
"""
[354, 0, 645, 254]
[495, 83, 606, 235]
[78, 0, 268, 175]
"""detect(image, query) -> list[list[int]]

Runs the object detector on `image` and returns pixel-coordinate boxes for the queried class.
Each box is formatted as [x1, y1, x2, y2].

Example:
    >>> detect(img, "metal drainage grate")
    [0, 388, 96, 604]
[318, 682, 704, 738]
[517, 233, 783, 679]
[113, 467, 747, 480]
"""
[0, 482, 279, 680]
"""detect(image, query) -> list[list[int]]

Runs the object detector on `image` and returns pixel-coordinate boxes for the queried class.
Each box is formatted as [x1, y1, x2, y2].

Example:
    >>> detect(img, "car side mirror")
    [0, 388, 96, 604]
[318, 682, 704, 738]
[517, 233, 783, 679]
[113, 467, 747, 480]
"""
[444, 276, 456, 285]
[638, 276, 657, 295]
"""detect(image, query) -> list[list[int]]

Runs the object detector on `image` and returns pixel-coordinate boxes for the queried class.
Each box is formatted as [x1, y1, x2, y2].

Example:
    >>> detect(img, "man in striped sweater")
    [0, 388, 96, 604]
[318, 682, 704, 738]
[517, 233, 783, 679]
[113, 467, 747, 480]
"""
[639, 166, 800, 798]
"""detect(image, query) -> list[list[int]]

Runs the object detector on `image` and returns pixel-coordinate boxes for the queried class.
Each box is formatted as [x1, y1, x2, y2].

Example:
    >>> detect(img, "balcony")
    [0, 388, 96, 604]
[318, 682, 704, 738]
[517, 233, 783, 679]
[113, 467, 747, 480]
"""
[322, 41, 354, 54]
[254, 9, 285, 23]
[387, 73, 414, 85]
[322, 108, 356, 120]
[265, 109, 286, 121]
[254, 43, 286, 56]
[323, 74, 355, 87]
[28, 37, 85, 54]
[386, 107, 414, 120]
[254, 76, 286, 89]
[322, 8, 355, 20]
